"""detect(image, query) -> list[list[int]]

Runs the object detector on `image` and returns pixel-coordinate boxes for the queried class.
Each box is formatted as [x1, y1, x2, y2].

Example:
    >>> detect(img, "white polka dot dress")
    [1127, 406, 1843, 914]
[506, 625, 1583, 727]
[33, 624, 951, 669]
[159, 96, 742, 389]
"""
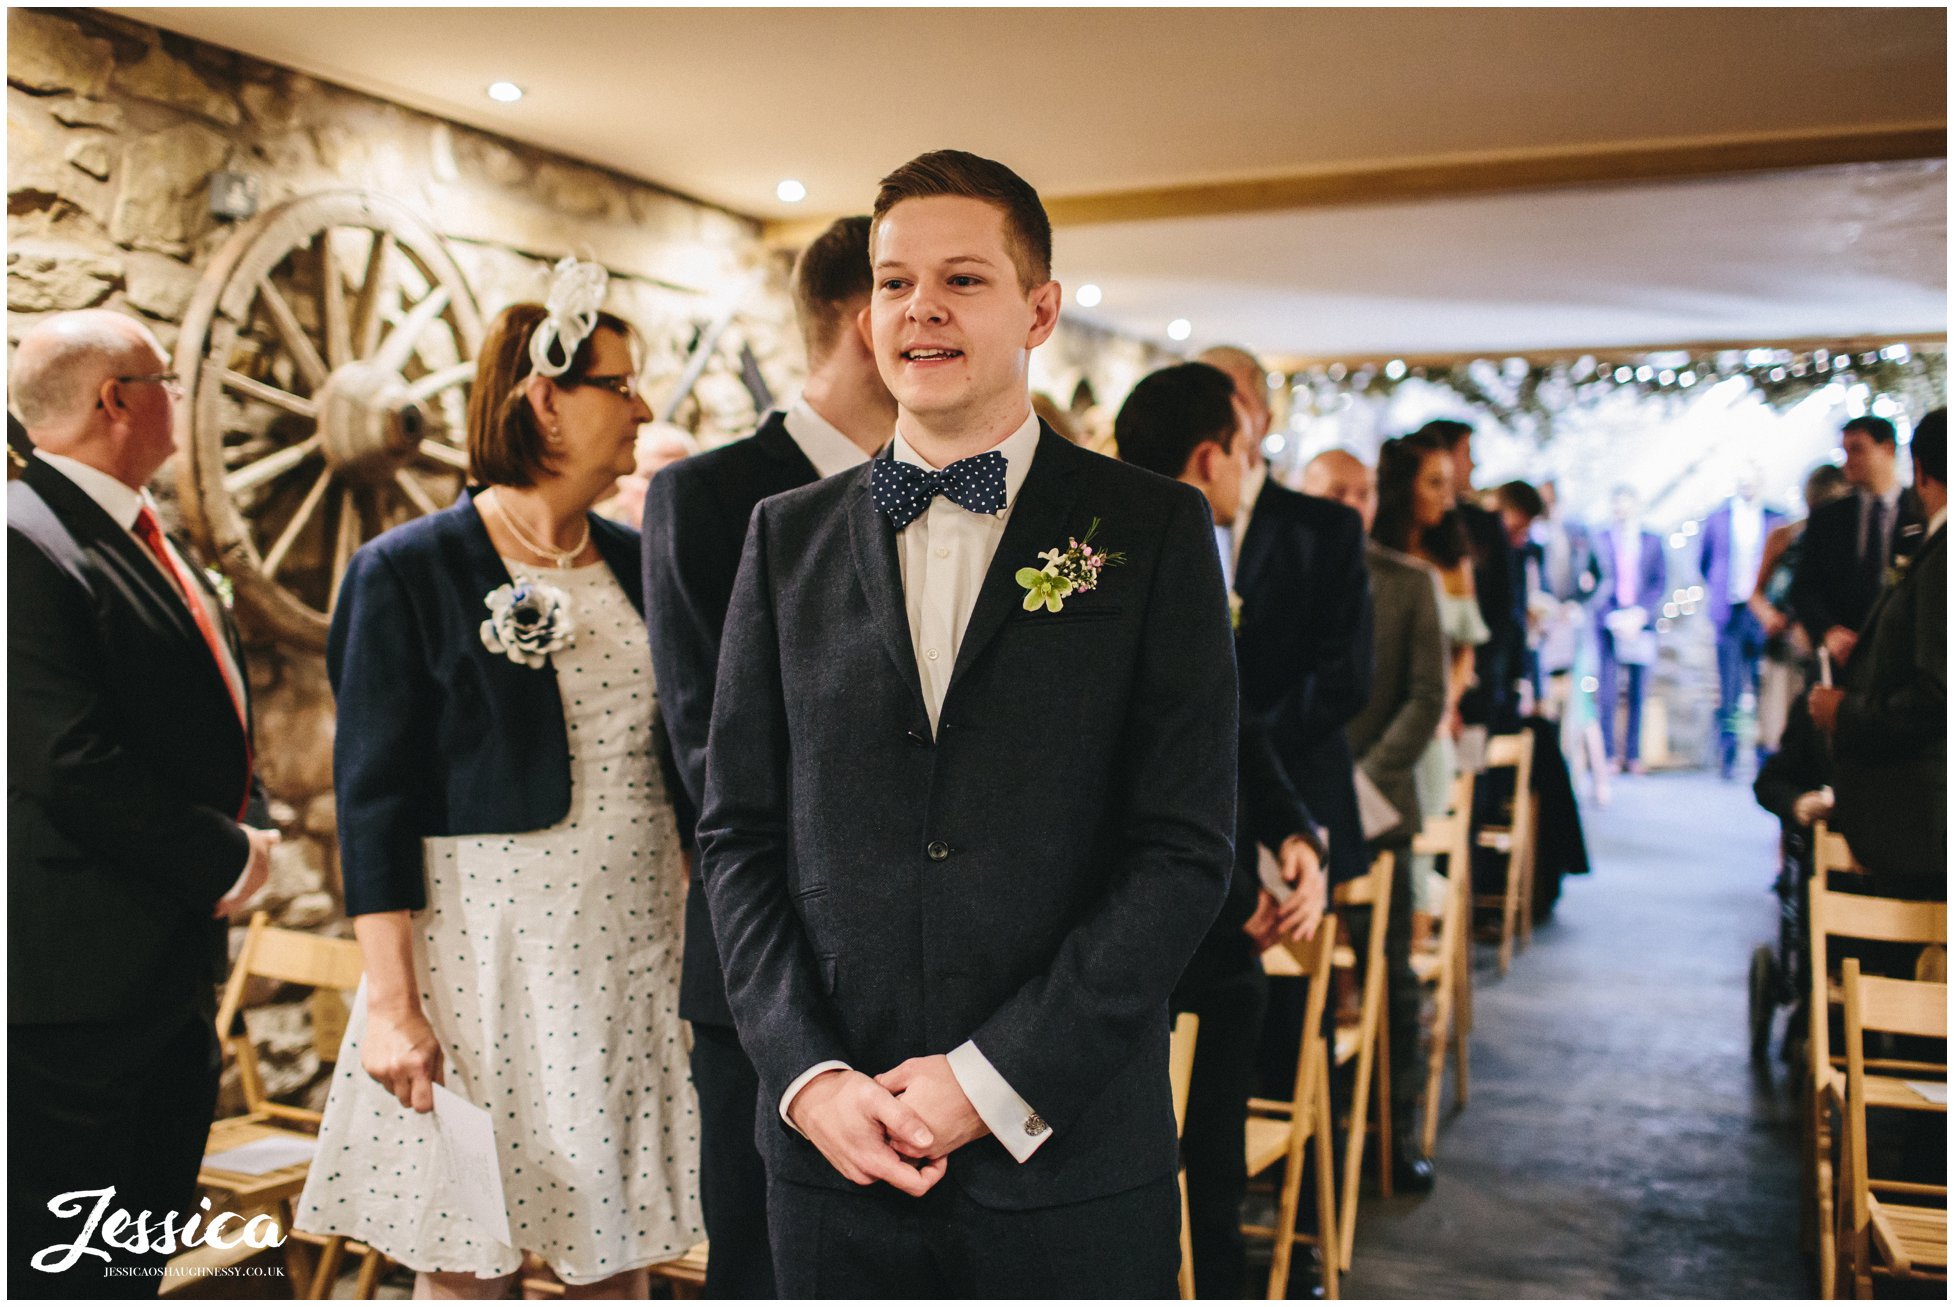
[296, 559, 703, 1285]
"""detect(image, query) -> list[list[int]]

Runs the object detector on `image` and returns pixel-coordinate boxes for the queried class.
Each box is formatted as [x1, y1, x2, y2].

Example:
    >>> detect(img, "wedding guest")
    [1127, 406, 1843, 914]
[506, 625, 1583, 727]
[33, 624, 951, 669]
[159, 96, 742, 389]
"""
[1414, 419, 1525, 731]
[1790, 416, 1925, 666]
[9, 310, 275, 1298]
[297, 274, 702, 1297]
[1699, 467, 1785, 777]
[1592, 486, 1667, 774]
[1346, 435, 1450, 1191]
[1750, 464, 1851, 757]
[700, 150, 1235, 1297]
[1494, 480, 1548, 704]
[602, 422, 699, 526]
[1808, 408, 1945, 900]
[642, 215, 891, 1298]
[1116, 362, 1331, 1298]
[1300, 446, 1374, 520]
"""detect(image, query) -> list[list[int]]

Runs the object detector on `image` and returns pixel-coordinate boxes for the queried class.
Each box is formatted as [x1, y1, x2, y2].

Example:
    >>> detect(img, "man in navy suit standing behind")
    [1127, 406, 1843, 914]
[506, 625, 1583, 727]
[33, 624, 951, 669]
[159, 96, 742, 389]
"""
[699, 151, 1237, 1296]
[642, 215, 893, 1297]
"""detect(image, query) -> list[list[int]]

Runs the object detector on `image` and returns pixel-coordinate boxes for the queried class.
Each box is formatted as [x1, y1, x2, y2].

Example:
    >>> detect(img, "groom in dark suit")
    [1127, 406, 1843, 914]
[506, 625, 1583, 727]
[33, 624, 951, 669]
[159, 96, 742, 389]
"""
[9, 310, 275, 1296]
[699, 150, 1237, 1296]
[643, 215, 892, 1297]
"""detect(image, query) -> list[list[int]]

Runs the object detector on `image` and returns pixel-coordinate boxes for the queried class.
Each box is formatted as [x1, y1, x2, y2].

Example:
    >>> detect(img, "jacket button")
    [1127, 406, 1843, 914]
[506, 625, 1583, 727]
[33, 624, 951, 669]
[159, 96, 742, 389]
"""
[927, 841, 950, 862]
[1024, 1113, 1048, 1137]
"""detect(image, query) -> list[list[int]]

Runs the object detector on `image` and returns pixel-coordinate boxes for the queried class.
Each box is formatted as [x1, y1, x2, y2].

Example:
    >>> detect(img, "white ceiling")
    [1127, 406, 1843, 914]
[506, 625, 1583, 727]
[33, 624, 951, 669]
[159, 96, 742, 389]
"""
[125, 6, 1949, 359]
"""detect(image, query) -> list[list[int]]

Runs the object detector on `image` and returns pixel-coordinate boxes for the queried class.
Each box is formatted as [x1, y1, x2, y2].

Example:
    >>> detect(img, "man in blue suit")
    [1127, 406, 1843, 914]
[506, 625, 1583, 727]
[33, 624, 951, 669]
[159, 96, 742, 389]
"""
[642, 215, 892, 1297]
[1698, 467, 1785, 777]
[699, 151, 1236, 1297]
[1593, 485, 1668, 773]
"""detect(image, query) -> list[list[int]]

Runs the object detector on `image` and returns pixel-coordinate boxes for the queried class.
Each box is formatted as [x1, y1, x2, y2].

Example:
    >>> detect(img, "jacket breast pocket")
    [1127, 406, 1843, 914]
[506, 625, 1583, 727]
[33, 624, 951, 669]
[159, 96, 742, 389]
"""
[1010, 604, 1124, 628]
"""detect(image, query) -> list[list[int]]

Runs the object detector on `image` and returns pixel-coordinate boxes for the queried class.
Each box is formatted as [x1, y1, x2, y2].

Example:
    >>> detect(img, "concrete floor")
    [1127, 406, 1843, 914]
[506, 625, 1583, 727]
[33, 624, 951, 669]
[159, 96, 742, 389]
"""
[1333, 769, 1811, 1299]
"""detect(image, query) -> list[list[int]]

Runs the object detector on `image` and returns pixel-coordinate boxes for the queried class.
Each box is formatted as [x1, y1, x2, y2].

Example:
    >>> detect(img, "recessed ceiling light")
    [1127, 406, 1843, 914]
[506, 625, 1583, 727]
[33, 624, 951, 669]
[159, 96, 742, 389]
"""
[487, 81, 523, 103]
[776, 179, 807, 203]
[1075, 283, 1103, 308]
[1167, 318, 1192, 342]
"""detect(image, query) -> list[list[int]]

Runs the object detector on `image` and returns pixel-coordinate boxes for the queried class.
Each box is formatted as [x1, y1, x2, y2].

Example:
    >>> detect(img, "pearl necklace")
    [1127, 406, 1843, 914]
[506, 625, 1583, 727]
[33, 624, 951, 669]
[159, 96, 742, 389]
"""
[486, 489, 590, 570]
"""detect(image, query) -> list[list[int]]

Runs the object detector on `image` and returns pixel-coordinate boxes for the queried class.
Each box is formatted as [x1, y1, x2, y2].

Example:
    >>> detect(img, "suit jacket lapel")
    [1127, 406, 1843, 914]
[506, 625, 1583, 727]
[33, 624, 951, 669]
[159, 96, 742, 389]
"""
[1234, 489, 1279, 598]
[947, 426, 1083, 694]
[24, 457, 203, 648]
[754, 410, 820, 482]
[846, 463, 928, 723]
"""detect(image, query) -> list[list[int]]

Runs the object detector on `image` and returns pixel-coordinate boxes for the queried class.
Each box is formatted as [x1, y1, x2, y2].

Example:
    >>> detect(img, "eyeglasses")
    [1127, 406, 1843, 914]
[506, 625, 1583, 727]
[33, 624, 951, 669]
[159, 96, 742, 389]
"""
[573, 374, 642, 401]
[98, 372, 184, 407]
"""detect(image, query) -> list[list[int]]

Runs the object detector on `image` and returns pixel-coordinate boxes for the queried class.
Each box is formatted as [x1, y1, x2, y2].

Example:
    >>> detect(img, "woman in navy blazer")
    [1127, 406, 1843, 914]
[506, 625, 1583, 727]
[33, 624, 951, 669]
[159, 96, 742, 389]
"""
[297, 291, 703, 1295]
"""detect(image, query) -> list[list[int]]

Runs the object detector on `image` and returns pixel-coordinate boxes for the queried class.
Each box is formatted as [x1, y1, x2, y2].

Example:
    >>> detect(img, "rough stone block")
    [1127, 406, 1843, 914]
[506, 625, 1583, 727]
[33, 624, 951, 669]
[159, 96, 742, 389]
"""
[7, 10, 114, 97]
[51, 96, 123, 130]
[7, 239, 123, 311]
[123, 249, 201, 320]
[267, 835, 326, 899]
[116, 42, 242, 126]
[109, 121, 229, 252]
[65, 137, 113, 181]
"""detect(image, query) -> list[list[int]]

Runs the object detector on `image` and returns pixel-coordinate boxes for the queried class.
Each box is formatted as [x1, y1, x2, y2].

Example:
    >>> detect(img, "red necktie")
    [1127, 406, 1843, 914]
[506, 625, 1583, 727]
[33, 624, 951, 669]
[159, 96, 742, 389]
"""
[132, 504, 253, 818]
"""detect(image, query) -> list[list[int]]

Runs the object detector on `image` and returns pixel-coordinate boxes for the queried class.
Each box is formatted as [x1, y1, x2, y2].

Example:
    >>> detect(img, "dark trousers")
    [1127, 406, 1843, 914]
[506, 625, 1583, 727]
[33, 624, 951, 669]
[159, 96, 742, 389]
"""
[1172, 965, 1268, 1299]
[10, 1012, 220, 1299]
[1371, 838, 1422, 1148]
[689, 1021, 777, 1298]
[1714, 606, 1766, 771]
[1596, 627, 1650, 764]
[769, 1173, 1179, 1298]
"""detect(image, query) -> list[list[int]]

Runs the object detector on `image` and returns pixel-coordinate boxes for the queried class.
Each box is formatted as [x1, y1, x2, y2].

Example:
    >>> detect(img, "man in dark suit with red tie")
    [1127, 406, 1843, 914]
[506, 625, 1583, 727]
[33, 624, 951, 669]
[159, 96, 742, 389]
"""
[9, 310, 276, 1297]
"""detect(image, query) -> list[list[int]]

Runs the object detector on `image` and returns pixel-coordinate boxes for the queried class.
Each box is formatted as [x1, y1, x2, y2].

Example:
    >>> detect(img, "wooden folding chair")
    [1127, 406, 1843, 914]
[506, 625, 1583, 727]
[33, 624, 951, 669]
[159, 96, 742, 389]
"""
[1470, 731, 1537, 974]
[1806, 880, 1947, 1297]
[1412, 770, 1476, 1158]
[190, 912, 385, 1300]
[1243, 915, 1340, 1300]
[1329, 852, 1394, 1272]
[1837, 961, 1946, 1296]
[1169, 1012, 1201, 1299]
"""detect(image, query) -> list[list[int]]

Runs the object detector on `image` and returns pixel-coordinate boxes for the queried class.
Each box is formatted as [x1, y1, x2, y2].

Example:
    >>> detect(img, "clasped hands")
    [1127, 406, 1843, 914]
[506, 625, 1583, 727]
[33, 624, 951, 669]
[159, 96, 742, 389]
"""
[1243, 833, 1327, 953]
[787, 1056, 988, 1196]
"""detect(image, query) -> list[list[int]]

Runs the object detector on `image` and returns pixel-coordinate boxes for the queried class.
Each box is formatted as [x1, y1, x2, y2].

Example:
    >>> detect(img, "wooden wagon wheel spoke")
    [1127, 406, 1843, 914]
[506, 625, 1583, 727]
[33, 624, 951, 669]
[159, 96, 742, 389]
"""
[352, 230, 397, 360]
[318, 231, 353, 370]
[393, 469, 441, 517]
[261, 465, 334, 581]
[175, 192, 485, 650]
[408, 360, 475, 403]
[224, 433, 323, 497]
[220, 368, 319, 419]
[417, 439, 470, 471]
[255, 275, 330, 391]
[331, 486, 364, 597]
[374, 286, 454, 374]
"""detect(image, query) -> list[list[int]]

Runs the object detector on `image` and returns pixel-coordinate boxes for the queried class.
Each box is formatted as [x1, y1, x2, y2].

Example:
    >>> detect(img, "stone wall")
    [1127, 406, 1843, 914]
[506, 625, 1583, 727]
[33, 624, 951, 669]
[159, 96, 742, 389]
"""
[7, 7, 1168, 1111]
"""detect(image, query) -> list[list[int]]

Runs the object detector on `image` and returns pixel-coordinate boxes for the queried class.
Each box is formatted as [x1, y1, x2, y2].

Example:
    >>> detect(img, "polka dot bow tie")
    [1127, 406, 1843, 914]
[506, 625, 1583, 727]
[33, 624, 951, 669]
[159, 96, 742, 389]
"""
[870, 451, 1009, 530]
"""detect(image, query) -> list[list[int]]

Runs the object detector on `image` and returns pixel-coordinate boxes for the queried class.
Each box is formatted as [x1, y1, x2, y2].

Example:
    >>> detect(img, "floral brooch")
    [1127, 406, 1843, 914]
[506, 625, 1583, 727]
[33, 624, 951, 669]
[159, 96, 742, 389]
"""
[1015, 518, 1127, 614]
[480, 580, 573, 668]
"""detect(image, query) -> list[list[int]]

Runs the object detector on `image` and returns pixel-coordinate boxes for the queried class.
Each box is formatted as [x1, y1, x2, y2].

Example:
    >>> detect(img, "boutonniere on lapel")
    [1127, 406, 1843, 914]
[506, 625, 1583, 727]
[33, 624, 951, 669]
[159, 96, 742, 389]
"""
[480, 580, 574, 669]
[1228, 591, 1244, 632]
[1015, 517, 1127, 614]
[202, 566, 236, 611]
[1884, 553, 1915, 589]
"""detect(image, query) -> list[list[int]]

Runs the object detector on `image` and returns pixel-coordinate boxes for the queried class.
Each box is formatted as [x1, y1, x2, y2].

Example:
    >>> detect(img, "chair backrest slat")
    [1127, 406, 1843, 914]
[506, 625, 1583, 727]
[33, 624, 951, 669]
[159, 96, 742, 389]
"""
[1852, 974, 1948, 1040]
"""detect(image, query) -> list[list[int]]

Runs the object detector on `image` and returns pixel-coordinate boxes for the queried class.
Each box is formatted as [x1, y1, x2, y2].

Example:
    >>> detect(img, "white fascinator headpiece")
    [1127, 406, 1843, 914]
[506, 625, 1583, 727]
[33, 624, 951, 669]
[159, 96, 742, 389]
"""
[528, 255, 610, 379]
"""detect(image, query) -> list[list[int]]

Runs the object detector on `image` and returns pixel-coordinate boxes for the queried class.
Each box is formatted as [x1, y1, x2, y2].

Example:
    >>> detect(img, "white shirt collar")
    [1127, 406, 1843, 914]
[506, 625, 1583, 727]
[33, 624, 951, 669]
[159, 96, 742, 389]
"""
[782, 397, 873, 480]
[35, 450, 147, 530]
[1931, 507, 1946, 537]
[891, 406, 1041, 513]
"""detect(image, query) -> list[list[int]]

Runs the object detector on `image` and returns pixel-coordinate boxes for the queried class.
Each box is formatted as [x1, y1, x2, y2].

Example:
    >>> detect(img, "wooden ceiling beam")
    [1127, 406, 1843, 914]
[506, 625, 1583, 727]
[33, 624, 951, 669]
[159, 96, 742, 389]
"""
[761, 123, 1944, 247]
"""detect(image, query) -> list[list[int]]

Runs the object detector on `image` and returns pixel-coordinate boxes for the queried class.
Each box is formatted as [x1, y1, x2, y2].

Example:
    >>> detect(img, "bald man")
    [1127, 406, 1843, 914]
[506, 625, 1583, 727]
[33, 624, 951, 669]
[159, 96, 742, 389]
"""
[10, 310, 275, 1296]
[1301, 448, 1376, 526]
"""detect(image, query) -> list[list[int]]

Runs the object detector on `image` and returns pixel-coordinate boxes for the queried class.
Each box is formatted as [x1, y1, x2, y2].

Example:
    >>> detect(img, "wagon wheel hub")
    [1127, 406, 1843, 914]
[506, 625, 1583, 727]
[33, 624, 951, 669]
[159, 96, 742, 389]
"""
[317, 362, 431, 486]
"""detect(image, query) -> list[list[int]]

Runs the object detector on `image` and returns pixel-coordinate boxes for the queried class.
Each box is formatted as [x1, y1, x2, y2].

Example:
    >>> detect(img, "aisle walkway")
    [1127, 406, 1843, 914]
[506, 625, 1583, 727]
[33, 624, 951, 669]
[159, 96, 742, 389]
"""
[1340, 770, 1809, 1298]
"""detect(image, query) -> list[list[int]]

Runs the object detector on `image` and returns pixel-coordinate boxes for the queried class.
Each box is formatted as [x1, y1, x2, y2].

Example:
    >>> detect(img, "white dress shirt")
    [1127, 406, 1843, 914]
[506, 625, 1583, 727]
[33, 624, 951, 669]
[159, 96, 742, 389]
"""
[782, 397, 873, 480]
[1728, 497, 1766, 603]
[778, 407, 1054, 1163]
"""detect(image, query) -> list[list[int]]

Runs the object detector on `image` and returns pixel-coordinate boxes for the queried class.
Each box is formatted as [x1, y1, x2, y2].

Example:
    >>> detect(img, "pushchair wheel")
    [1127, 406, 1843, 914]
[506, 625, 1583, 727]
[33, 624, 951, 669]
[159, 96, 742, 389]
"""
[1748, 943, 1781, 1063]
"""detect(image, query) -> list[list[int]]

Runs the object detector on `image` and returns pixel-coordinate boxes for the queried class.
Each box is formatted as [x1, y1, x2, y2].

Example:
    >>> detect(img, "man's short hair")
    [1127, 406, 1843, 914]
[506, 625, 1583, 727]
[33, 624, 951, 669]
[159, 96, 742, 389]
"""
[1495, 480, 1545, 521]
[1911, 408, 1946, 485]
[1113, 363, 1237, 481]
[1843, 415, 1897, 446]
[872, 150, 1052, 290]
[1413, 418, 1474, 451]
[792, 215, 874, 365]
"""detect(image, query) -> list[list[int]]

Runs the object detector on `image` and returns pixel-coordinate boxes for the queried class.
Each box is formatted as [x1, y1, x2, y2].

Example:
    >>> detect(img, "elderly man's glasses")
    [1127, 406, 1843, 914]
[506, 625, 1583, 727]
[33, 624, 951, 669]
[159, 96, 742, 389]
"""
[98, 372, 185, 406]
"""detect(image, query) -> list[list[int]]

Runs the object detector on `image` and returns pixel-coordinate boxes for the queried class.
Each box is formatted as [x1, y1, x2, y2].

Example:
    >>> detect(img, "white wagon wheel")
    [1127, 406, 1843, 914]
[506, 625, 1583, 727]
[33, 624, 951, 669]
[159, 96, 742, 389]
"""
[174, 190, 483, 650]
